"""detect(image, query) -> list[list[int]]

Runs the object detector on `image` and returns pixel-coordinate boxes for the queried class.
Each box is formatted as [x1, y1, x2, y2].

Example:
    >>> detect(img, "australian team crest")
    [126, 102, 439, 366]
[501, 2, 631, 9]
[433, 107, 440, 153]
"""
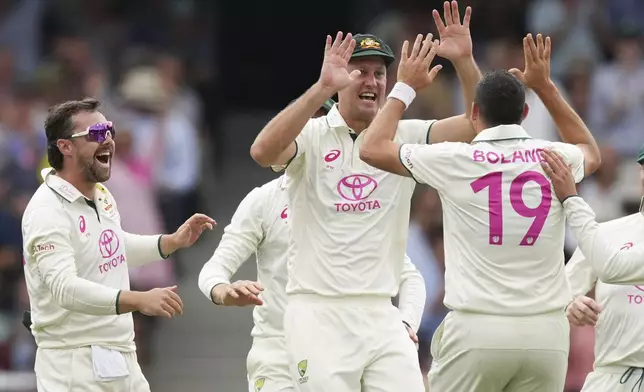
[360, 38, 381, 49]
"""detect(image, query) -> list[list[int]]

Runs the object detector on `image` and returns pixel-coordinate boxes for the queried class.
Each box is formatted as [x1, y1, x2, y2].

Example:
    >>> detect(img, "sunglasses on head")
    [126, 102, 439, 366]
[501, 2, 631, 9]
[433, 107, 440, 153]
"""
[68, 121, 115, 144]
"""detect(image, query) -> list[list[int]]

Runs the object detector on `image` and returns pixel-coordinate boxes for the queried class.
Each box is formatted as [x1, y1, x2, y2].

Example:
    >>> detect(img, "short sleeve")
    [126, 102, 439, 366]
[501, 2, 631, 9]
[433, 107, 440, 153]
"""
[565, 247, 597, 298]
[399, 142, 459, 189]
[272, 118, 319, 173]
[396, 119, 436, 145]
[550, 142, 585, 183]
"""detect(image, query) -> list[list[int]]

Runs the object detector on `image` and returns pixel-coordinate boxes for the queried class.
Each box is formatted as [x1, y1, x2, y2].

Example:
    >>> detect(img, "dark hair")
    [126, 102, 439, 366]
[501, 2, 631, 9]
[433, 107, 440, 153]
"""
[45, 98, 100, 170]
[474, 70, 525, 127]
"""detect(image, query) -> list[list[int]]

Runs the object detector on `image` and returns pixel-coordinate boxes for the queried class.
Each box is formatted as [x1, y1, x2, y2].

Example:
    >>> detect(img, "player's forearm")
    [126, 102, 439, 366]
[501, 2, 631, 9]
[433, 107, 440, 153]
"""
[198, 258, 236, 303]
[124, 233, 169, 267]
[564, 197, 644, 284]
[116, 290, 145, 314]
[397, 274, 426, 333]
[47, 273, 121, 315]
[452, 55, 481, 119]
[534, 82, 601, 174]
[360, 98, 406, 165]
[251, 82, 332, 166]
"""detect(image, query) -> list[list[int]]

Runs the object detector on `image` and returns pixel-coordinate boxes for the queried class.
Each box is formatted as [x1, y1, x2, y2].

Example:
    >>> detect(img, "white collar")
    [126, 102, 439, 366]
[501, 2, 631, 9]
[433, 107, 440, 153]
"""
[472, 124, 531, 143]
[42, 167, 107, 203]
[325, 104, 352, 132]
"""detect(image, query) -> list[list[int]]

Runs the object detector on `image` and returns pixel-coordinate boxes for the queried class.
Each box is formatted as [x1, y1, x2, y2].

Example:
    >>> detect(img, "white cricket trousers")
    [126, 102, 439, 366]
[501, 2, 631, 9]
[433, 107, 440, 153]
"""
[428, 310, 570, 392]
[284, 294, 424, 392]
[582, 366, 644, 392]
[35, 346, 150, 392]
[247, 336, 295, 392]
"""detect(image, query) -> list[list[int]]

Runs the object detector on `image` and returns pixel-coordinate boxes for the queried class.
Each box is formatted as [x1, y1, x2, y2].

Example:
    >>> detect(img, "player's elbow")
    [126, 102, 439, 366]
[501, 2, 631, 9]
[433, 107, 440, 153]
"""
[359, 144, 379, 166]
[585, 154, 602, 176]
[250, 142, 273, 167]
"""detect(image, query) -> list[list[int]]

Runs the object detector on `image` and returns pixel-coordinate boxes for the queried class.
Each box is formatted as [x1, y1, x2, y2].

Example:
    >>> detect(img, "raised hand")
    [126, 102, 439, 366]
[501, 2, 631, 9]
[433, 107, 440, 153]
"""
[432, 1, 473, 62]
[318, 32, 361, 94]
[509, 33, 552, 91]
[397, 34, 443, 92]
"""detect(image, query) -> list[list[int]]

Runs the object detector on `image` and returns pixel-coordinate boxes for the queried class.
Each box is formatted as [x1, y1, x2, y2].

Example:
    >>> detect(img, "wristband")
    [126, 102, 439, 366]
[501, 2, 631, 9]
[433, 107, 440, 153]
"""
[388, 82, 416, 109]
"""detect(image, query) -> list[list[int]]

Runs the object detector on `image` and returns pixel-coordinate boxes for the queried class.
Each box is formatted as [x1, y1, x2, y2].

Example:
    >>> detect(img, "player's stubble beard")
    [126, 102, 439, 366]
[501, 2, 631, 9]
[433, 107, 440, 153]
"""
[79, 153, 111, 183]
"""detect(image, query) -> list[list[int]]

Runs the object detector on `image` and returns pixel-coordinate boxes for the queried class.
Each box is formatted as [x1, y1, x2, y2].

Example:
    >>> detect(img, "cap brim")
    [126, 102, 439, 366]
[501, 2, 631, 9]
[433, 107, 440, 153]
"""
[351, 50, 395, 66]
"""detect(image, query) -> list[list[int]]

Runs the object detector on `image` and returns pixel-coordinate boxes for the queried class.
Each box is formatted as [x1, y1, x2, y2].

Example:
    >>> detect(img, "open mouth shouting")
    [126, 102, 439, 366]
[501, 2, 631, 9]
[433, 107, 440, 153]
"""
[358, 92, 377, 102]
[94, 150, 112, 168]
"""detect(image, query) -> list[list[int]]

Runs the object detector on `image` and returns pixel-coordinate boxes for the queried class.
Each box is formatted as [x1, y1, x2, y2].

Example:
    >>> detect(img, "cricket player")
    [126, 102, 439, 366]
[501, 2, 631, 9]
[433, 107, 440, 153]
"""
[22, 98, 215, 392]
[250, 2, 481, 390]
[543, 147, 644, 391]
[199, 100, 426, 392]
[360, 33, 602, 391]
[544, 148, 644, 287]
[198, 178, 426, 392]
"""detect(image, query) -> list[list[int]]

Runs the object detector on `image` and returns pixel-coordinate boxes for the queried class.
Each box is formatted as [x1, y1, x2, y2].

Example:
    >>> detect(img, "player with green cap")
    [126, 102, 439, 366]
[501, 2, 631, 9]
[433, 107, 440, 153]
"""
[250, 1, 481, 391]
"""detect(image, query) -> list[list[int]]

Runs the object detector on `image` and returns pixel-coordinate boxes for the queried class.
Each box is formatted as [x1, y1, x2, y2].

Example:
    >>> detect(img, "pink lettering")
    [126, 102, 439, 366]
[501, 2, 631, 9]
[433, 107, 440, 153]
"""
[535, 148, 545, 162]
[501, 153, 512, 164]
[512, 150, 525, 163]
[628, 294, 644, 304]
[486, 152, 500, 163]
[473, 150, 485, 162]
[334, 200, 382, 213]
[98, 254, 126, 273]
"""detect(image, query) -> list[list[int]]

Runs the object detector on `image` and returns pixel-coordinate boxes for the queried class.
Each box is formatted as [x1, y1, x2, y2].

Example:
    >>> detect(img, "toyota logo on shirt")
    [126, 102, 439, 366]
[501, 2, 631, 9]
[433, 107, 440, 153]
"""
[98, 229, 120, 258]
[335, 174, 381, 213]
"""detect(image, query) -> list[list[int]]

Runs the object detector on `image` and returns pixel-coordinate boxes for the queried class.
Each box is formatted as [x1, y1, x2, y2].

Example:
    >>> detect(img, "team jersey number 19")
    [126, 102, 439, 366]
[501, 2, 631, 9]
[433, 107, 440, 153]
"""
[471, 171, 552, 246]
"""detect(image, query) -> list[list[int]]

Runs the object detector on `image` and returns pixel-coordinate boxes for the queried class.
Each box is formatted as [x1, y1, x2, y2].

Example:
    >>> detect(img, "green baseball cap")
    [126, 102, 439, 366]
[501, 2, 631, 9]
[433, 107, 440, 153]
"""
[351, 34, 395, 67]
[322, 99, 335, 113]
[637, 143, 644, 164]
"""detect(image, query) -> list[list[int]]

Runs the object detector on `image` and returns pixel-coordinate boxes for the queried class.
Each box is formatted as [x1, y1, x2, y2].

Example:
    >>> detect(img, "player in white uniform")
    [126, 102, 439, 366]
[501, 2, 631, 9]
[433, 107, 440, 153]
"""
[198, 175, 427, 392]
[249, 2, 481, 391]
[541, 147, 644, 392]
[199, 101, 426, 392]
[360, 33, 602, 391]
[21, 98, 215, 392]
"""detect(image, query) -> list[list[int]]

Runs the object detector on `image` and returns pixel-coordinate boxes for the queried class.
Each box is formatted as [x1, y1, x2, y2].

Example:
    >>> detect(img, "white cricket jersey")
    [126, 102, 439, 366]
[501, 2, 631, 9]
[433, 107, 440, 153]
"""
[198, 175, 428, 334]
[565, 196, 644, 285]
[284, 104, 434, 297]
[566, 206, 644, 368]
[399, 124, 585, 315]
[22, 169, 165, 351]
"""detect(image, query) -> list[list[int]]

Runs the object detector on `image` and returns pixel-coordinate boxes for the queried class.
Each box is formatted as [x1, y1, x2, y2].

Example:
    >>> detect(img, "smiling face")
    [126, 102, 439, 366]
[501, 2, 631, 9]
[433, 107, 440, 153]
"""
[337, 56, 387, 125]
[61, 110, 115, 183]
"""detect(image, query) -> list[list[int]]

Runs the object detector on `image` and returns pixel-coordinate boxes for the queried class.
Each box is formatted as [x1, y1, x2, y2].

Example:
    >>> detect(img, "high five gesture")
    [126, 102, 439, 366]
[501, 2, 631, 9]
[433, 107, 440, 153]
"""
[433, 1, 473, 62]
[397, 34, 442, 92]
[318, 32, 360, 94]
[509, 33, 552, 91]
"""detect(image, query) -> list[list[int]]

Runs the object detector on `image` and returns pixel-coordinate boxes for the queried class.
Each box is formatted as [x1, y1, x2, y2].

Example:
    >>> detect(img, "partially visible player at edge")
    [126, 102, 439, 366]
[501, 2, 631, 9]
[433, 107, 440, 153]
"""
[250, 2, 481, 390]
[543, 148, 644, 285]
[21, 98, 215, 391]
[543, 145, 644, 391]
[198, 100, 427, 392]
[360, 33, 601, 391]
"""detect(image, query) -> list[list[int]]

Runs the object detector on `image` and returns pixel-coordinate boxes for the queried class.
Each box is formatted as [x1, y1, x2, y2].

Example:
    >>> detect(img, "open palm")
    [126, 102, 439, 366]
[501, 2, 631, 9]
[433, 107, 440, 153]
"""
[318, 32, 361, 93]
[433, 1, 473, 61]
[173, 214, 215, 248]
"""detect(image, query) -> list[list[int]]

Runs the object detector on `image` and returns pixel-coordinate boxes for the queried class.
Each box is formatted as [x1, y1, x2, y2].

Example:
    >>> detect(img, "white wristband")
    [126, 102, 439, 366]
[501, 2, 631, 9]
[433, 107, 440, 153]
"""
[387, 82, 416, 109]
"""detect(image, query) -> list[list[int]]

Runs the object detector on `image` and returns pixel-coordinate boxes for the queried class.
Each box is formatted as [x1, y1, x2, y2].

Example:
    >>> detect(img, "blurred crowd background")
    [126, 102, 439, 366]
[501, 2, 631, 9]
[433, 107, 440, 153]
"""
[1, 0, 643, 391]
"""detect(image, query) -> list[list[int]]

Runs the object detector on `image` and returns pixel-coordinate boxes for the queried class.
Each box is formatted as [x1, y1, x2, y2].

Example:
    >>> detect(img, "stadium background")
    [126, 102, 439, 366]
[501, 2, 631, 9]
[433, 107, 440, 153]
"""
[1, 0, 643, 390]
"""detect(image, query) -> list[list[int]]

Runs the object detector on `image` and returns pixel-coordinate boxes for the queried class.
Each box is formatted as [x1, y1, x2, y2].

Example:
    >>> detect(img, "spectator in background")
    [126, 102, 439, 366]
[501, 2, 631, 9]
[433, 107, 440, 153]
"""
[578, 146, 624, 223]
[589, 23, 644, 205]
[119, 66, 201, 274]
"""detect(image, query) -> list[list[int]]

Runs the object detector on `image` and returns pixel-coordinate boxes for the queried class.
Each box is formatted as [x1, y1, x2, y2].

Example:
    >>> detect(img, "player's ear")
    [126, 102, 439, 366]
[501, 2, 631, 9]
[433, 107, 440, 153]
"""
[471, 102, 479, 122]
[521, 103, 529, 121]
[57, 139, 74, 157]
